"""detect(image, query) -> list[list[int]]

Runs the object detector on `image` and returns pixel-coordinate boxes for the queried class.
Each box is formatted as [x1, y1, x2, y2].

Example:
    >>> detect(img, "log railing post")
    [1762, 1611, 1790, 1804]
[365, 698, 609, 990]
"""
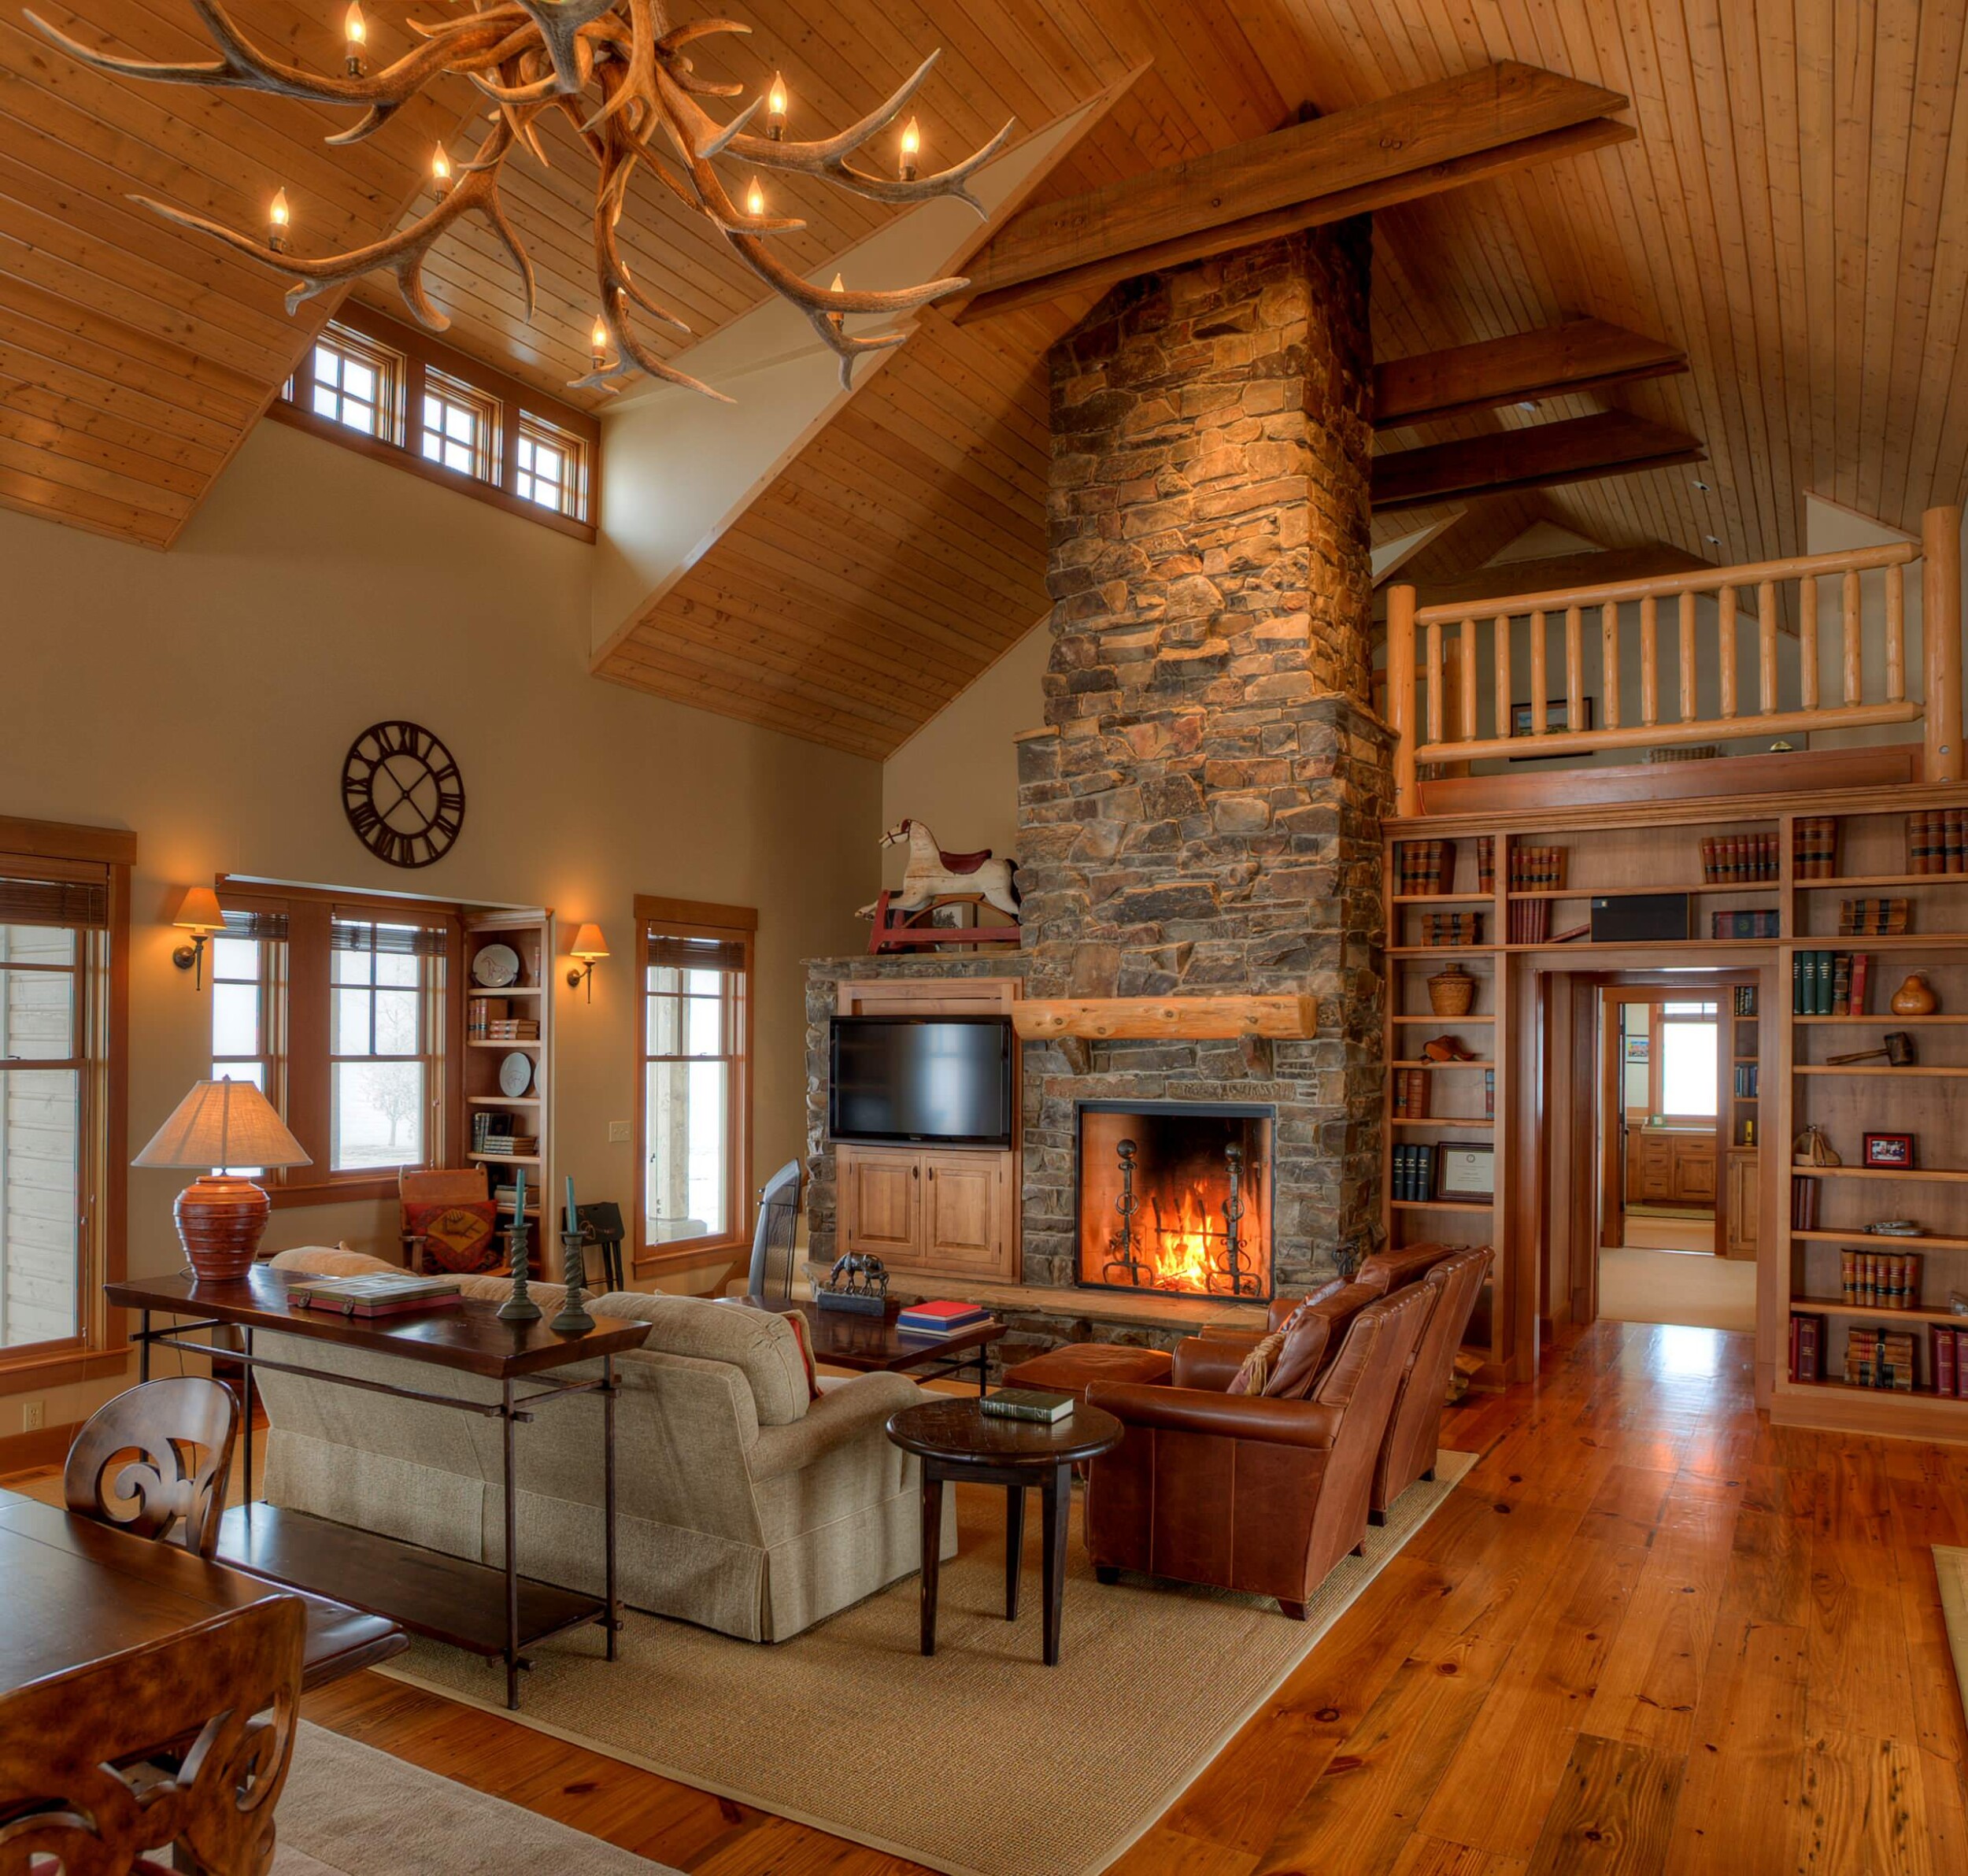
[1388, 582, 1419, 816]
[1678, 589, 1698, 721]
[1639, 594, 1659, 726]
[1759, 581, 1779, 713]
[1601, 601, 1620, 727]
[1925, 503, 1963, 781]
[1564, 605, 1583, 734]
[1530, 611, 1548, 735]
[1718, 586, 1738, 718]
[1459, 617, 1478, 754]
[1841, 568, 1863, 706]
[1494, 613, 1512, 746]
[1885, 563, 1906, 703]
[1426, 620, 1444, 744]
[1799, 573, 1819, 709]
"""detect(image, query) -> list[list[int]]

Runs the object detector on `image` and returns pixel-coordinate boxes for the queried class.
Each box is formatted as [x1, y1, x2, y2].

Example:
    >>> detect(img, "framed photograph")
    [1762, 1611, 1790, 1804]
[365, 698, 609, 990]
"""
[1435, 1141, 1496, 1202]
[1863, 1132, 1917, 1170]
[1625, 1036, 1651, 1064]
[1510, 695, 1596, 760]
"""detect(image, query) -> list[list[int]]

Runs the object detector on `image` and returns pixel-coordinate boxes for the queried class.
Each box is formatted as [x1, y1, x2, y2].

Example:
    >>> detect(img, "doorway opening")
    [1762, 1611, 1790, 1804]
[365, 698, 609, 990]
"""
[1605, 992, 1722, 1254]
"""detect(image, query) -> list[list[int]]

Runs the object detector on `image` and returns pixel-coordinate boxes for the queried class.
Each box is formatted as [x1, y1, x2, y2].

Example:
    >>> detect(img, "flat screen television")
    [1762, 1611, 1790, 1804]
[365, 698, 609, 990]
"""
[828, 1016, 1014, 1148]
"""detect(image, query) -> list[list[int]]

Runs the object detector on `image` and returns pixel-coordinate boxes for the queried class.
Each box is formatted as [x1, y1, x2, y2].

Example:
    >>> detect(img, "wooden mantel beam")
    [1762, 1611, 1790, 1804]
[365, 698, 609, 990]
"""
[1372, 411, 1706, 512]
[1373, 319, 1689, 431]
[1012, 996, 1318, 1042]
[953, 62, 1632, 325]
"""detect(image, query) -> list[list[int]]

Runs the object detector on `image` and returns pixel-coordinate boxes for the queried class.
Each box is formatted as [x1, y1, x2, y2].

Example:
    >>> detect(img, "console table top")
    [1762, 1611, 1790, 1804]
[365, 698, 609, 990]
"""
[106, 1267, 649, 1378]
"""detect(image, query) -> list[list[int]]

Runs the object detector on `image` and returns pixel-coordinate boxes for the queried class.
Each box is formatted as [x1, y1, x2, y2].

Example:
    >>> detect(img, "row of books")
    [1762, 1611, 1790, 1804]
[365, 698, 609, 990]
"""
[1791, 1181, 1821, 1230]
[1839, 896, 1910, 936]
[1842, 1249, 1925, 1308]
[1422, 912, 1482, 946]
[1392, 1142, 1437, 1202]
[484, 1019, 540, 1041]
[1711, 909, 1779, 939]
[1794, 816, 1840, 879]
[1733, 1063, 1761, 1098]
[1791, 949, 1874, 1015]
[895, 1299, 993, 1340]
[1394, 839, 1457, 896]
[1733, 983, 1759, 1016]
[1909, 809, 1968, 873]
[468, 997, 512, 1039]
[1391, 1068, 1431, 1119]
[1507, 899, 1554, 944]
[1477, 836, 1496, 894]
[1788, 1310, 1824, 1381]
[1845, 1325, 1918, 1389]
[1701, 834, 1781, 882]
[471, 1112, 537, 1155]
[1930, 1329, 1968, 1396]
[1507, 845, 1567, 890]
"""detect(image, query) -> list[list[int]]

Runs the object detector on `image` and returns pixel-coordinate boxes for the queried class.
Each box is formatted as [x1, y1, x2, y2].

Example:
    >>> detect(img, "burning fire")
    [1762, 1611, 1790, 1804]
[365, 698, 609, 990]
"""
[1145, 1185, 1225, 1293]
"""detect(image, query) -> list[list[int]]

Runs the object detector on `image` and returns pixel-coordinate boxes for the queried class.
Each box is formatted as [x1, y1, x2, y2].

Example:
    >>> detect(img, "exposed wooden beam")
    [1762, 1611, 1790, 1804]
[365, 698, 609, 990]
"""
[1372, 413, 1706, 512]
[953, 62, 1632, 324]
[1374, 541, 1717, 621]
[1373, 318, 1689, 430]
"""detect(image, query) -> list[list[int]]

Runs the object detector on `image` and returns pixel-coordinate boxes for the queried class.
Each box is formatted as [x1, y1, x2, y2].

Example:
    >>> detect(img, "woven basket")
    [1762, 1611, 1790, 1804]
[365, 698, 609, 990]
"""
[1428, 967, 1477, 1016]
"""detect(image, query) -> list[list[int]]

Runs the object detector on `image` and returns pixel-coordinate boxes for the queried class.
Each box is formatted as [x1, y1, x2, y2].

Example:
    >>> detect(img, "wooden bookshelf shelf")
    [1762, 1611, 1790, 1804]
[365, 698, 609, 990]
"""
[1506, 882, 1780, 899]
[1389, 1199, 1494, 1213]
[1793, 1013, 1968, 1023]
[1791, 1294, 1968, 1327]
[468, 1151, 542, 1166]
[1793, 1064, 1968, 1077]
[1387, 945, 1502, 957]
[1391, 893, 1495, 905]
[468, 1038, 541, 1050]
[1793, 1164, 1968, 1182]
[468, 1094, 541, 1106]
[1775, 1375, 1957, 1404]
[1797, 873, 1968, 889]
[1390, 1116, 1495, 1128]
[1793, 1229, 1968, 1250]
[1389, 1059, 1496, 1069]
[461, 909, 556, 1268]
[1502, 939, 1775, 954]
[1390, 1013, 1495, 1023]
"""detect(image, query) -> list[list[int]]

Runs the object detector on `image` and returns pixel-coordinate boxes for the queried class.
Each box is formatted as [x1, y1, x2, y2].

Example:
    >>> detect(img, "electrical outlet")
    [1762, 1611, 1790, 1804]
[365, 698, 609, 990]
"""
[608, 1121, 631, 1144]
[21, 1400, 44, 1433]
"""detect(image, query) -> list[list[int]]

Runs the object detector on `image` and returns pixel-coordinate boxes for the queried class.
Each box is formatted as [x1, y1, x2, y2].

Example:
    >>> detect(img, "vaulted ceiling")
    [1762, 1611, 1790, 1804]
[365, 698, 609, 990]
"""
[6, 2, 1966, 750]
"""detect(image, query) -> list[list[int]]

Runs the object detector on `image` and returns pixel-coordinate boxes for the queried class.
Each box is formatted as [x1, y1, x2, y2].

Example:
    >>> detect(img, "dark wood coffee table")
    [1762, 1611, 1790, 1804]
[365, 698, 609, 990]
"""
[107, 1267, 652, 1710]
[885, 1397, 1123, 1667]
[727, 1295, 1006, 1394]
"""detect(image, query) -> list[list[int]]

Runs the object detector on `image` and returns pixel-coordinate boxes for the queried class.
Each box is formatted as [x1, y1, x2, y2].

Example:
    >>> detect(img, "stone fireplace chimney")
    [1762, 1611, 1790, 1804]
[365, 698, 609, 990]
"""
[1015, 224, 1392, 1296]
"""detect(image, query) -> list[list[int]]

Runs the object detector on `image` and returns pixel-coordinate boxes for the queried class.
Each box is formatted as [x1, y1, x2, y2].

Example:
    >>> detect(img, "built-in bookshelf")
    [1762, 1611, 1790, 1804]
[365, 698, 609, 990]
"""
[461, 908, 555, 1260]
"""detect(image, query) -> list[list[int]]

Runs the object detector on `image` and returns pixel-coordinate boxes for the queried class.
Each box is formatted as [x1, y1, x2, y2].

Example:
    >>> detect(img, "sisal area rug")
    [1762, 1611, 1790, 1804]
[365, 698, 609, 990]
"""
[1934, 1547, 1968, 1719]
[275, 1719, 683, 1874]
[379, 1449, 1477, 1876]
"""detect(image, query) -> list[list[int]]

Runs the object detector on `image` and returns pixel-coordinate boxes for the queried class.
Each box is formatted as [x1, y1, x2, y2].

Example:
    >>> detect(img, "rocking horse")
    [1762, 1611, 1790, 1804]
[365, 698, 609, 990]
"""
[857, 819, 1023, 954]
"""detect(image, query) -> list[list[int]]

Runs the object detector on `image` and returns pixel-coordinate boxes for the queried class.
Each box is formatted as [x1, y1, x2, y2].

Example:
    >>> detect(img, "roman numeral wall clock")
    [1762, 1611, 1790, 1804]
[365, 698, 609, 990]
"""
[342, 720, 465, 869]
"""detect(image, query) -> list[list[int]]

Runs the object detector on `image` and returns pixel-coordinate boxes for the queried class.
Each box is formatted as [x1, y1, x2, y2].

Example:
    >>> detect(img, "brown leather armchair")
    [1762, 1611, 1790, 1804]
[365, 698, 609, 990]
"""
[1370, 1245, 1491, 1522]
[1083, 1280, 1437, 1619]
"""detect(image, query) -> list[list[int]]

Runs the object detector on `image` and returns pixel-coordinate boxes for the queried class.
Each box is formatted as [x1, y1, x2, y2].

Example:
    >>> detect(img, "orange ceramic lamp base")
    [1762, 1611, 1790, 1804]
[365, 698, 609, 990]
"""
[174, 1175, 272, 1282]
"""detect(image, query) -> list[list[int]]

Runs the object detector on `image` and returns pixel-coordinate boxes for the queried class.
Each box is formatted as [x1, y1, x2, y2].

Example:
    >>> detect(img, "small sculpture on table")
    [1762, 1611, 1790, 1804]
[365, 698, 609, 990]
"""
[549, 1175, 596, 1336]
[853, 818, 1022, 954]
[812, 1252, 890, 1315]
[496, 1168, 542, 1323]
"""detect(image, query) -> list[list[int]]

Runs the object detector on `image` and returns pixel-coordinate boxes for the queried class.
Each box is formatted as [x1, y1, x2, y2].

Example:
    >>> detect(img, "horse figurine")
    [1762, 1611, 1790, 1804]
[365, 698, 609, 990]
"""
[856, 820, 1022, 923]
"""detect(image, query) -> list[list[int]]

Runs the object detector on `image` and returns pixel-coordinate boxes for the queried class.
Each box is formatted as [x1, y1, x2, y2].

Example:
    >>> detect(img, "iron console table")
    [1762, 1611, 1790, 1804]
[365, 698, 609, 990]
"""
[106, 1266, 649, 1709]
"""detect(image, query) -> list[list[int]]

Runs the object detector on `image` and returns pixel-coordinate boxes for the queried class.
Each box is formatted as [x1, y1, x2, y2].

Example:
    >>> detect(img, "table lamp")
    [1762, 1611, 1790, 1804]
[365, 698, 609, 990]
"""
[133, 1077, 313, 1281]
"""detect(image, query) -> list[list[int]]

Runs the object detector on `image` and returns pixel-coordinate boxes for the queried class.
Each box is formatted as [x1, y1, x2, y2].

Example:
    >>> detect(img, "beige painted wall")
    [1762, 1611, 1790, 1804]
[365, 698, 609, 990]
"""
[879, 620, 1048, 890]
[2, 417, 880, 1440]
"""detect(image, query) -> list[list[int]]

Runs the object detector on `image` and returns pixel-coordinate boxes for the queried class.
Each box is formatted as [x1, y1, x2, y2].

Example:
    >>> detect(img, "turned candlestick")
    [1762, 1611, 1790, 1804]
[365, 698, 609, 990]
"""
[497, 1210, 542, 1323]
[550, 1229, 595, 1335]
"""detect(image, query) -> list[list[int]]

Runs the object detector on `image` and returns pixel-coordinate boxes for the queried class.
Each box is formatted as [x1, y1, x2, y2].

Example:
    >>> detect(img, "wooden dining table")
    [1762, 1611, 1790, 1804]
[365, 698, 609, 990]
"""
[0, 1485, 407, 1697]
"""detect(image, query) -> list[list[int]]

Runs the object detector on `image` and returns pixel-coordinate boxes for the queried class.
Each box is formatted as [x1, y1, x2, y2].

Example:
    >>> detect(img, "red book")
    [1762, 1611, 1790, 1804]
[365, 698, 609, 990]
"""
[896, 1300, 993, 1334]
[1935, 1326, 1958, 1399]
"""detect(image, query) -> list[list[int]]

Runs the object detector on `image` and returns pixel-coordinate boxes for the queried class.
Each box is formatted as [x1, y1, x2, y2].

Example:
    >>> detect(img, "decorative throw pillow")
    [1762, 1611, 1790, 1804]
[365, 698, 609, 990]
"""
[1278, 1277, 1348, 1331]
[402, 1201, 500, 1274]
[1227, 1330, 1287, 1397]
[782, 1308, 823, 1401]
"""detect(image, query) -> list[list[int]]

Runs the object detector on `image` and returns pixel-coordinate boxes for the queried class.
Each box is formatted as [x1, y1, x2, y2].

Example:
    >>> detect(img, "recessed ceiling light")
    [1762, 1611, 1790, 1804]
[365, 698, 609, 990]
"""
[1705, 535, 1722, 545]
[1517, 400, 1539, 413]
[1692, 479, 1711, 492]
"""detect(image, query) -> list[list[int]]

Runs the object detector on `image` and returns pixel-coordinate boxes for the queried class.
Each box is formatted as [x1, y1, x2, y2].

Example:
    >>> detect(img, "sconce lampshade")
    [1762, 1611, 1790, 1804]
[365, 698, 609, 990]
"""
[570, 923, 610, 960]
[172, 885, 224, 932]
[134, 1078, 312, 1282]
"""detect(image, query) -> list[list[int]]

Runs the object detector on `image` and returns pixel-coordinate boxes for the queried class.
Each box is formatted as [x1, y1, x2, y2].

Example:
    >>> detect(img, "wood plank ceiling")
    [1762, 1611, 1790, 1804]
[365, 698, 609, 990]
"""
[6, 3, 1968, 753]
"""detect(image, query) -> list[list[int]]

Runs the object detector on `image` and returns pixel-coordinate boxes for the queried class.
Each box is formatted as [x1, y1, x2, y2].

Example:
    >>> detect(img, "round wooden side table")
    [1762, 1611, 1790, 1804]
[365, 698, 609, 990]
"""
[886, 1397, 1123, 1667]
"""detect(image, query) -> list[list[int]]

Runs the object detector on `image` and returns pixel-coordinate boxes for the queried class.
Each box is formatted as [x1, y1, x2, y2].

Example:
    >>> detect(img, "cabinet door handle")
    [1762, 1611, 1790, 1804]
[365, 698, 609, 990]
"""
[912, 1164, 919, 1179]
[927, 1167, 935, 1180]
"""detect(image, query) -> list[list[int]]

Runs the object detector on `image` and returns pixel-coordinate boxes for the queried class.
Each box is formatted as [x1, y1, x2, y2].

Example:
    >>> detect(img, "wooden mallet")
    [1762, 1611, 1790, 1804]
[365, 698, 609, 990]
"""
[1826, 1031, 1918, 1067]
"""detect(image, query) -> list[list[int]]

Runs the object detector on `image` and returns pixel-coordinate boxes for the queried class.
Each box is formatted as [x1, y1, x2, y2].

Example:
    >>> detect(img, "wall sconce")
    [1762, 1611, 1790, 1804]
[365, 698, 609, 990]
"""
[171, 886, 224, 990]
[566, 923, 609, 1001]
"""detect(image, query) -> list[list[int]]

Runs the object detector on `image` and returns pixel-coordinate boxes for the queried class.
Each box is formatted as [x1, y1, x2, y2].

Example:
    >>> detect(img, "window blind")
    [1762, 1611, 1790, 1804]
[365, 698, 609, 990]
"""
[0, 874, 109, 930]
[220, 907, 290, 942]
[331, 913, 449, 957]
[645, 932, 747, 972]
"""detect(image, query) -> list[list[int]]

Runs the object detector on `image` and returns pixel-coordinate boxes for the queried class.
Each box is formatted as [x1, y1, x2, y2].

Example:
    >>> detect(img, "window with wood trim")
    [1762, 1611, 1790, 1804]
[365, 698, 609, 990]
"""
[272, 305, 601, 542]
[305, 323, 405, 443]
[1654, 1000, 1720, 1125]
[0, 838, 126, 1375]
[635, 899, 754, 1261]
[514, 413, 587, 520]
[214, 886, 458, 1202]
[420, 368, 501, 483]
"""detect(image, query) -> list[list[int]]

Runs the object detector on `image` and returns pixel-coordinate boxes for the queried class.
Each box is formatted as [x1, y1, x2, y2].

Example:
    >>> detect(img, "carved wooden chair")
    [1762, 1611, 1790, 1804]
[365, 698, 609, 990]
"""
[0, 1594, 304, 1875]
[64, 1375, 240, 1560]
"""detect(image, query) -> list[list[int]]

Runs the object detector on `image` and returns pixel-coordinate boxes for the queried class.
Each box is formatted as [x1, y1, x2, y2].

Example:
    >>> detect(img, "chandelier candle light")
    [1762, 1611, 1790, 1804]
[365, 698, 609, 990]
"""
[28, 1, 1015, 396]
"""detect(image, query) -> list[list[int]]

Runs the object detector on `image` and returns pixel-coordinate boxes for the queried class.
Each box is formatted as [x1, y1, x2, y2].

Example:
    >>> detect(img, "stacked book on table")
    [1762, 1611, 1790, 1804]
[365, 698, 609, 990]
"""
[896, 1300, 995, 1340]
[287, 1272, 461, 1319]
[982, 1389, 1075, 1425]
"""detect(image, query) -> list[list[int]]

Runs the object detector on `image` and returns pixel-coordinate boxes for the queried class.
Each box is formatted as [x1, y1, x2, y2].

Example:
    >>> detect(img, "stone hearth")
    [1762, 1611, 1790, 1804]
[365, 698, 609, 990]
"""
[805, 224, 1390, 1360]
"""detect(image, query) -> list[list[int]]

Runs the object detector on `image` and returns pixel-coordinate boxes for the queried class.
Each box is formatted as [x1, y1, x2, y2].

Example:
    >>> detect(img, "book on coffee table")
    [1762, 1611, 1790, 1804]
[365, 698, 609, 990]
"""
[286, 1273, 462, 1319]
[980, 1388, 1075, 1425]
[896, 1299, 995, 1338]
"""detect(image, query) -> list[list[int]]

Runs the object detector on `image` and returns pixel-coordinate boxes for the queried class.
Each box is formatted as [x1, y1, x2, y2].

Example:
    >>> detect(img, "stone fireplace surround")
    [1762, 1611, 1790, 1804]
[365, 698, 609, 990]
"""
[804, 224, 1390, 1362]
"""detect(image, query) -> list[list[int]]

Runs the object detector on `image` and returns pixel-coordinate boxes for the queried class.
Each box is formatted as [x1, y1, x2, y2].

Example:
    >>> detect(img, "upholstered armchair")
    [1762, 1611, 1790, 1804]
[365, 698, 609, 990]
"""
[1083, 1281, 1437, 1619]
[1371, 1245, 1492, 1522]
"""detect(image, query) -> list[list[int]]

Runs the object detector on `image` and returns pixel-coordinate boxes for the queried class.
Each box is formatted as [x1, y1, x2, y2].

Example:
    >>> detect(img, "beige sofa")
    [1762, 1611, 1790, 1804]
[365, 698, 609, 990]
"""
[257, 1249, 953, 1641]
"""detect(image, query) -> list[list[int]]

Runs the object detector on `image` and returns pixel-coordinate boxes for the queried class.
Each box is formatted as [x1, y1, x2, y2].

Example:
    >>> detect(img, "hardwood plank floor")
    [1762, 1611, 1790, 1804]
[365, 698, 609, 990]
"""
[20, 1318, 1968, 1873]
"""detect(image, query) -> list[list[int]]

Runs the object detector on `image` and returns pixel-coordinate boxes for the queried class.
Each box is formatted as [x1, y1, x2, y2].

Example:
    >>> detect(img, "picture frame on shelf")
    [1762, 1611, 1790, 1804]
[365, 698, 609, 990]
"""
[1863, 1132, 1918, 1170]
[1435, 1142, 1496, 1202]
[1509, 696, 1596, 760]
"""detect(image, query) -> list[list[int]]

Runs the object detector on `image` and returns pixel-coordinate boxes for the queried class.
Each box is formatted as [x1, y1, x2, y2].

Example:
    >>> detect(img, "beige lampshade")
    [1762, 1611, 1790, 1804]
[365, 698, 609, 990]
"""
[172, 885, 224, 932]
[133, 1078, 312, 1172]
[570, 922, 610, 960]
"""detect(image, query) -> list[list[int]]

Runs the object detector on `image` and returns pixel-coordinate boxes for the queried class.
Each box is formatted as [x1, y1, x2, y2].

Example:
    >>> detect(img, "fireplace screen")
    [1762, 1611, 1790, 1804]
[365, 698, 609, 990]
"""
[1075, 1102, 1274, 1301]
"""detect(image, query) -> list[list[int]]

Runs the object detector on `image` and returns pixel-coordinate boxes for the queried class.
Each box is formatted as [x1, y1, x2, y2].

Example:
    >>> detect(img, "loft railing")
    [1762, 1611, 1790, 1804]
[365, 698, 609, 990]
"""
[1385, 503, 1964, 816]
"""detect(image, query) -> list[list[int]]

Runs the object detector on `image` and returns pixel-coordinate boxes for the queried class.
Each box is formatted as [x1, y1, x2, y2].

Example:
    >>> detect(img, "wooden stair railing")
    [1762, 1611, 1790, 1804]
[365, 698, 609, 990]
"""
[1385, 504, 1963, 814]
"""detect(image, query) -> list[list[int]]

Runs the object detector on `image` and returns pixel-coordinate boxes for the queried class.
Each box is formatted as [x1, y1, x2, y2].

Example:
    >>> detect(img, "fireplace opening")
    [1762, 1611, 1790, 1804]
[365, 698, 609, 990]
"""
[1075, 1101, 1274, 1301]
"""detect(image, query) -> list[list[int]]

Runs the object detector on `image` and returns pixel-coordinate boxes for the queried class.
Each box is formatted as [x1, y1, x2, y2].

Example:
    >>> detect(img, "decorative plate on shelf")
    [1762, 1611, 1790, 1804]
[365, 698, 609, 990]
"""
[472, 943, 521, 988]
[498, 1052, 535, 1098]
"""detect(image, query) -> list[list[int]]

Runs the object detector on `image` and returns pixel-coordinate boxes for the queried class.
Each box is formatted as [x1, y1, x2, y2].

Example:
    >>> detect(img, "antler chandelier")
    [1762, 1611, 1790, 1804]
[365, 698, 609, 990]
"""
[27, 0, 1013, 398]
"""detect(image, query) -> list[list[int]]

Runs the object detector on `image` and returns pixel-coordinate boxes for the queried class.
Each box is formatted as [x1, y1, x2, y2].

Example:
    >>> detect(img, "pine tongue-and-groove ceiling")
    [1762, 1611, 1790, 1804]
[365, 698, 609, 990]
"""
[6, 4, 1967, 756]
